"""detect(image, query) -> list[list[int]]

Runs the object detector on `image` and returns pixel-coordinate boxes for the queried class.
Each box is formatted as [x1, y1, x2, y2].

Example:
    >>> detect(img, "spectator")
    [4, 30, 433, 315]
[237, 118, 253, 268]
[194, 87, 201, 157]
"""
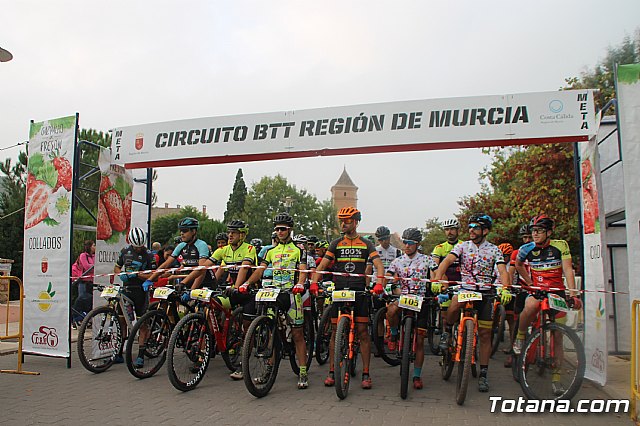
[72, 240, 95, 327]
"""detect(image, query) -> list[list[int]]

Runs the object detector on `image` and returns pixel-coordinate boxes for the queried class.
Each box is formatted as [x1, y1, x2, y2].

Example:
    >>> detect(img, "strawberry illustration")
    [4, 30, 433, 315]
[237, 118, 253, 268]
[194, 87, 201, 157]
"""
[100, 175, 111, 195]
[52, 156, 72, 191]
[97, 197, 112, 240]
[25, 180, 52, 230]
[26, 173, 36, 189]
[123, 192, 132, 230]
[101, 189, 127, 232]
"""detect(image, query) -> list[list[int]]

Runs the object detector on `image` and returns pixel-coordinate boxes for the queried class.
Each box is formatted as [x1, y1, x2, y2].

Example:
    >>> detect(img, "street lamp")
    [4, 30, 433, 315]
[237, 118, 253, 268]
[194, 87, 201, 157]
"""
[0, 46, 13, 62]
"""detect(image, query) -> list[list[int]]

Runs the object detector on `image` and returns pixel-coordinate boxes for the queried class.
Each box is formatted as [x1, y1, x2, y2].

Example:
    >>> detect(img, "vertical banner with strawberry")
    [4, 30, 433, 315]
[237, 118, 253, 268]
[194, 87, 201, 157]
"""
[94, 147, 134, 288]
[23, 115, 77, 357]
[579, 135, 608, 385]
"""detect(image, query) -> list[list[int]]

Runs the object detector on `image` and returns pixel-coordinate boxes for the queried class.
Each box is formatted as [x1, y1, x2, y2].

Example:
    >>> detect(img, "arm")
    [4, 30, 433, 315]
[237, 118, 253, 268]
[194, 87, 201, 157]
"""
[148, 256, 178, 282]
[371, 257, 386, 286]
[365, 263, 373, 287]
[297, 262, 308, 286]
[497, 263, 510, 288]
[311, 256, 332, 283]
[181, 258, 212, 289]
[434, 253, 456, 282]
[244, 261, 266, 287]
[562, 258, 577, 295]
[515, 259, 532, 286]
[235, 260, 255, 287]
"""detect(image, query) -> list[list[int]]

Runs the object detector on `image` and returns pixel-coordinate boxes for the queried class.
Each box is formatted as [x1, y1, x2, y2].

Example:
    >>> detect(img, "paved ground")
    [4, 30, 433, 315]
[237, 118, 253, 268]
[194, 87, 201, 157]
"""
[0, 345, 632, 425]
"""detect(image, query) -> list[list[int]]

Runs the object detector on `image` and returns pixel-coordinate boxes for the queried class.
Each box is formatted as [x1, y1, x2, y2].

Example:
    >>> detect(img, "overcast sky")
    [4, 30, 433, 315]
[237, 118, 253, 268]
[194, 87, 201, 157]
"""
[2, 1, 639, 234]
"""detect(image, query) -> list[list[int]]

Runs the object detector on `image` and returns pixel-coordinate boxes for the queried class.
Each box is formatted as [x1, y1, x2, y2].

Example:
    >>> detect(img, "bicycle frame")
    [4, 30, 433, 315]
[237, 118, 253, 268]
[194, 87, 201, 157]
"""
[334, 290, 367, 363]
[454, 301, 478, 364]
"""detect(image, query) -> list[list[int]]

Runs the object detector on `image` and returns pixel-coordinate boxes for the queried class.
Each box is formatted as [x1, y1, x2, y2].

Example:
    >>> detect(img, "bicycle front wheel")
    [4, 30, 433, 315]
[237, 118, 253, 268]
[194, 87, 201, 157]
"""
[125, 309, 171, 379]
[334, 315, 352, 400]
[315, 307, 332, 365]
[221, 306, 244, 372]
[455, 319, 474, 405]
[400, 316, 414, 400]
[77, 306, 123, 374]
[242, 315, 281, 398]
[518, 322, 585, 401]
[428, 304, 441, 355]
[373, 306, 400, 366]
[166, 312, 212, 392]
[491, 304, 506, 357]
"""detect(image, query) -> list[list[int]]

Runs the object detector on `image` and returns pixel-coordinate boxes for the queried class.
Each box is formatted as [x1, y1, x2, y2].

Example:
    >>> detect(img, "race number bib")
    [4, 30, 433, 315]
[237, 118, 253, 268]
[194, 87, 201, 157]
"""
[398, 294, 423, 312]
[153, 287, 174, 299]
[332, 290, 356, 302]
[548, 293, 569, 312]
[190, 288, 214, 302]
[458, 291, 483, 302]
[100, 286, 119, 298]
[256, 288, 280, 302]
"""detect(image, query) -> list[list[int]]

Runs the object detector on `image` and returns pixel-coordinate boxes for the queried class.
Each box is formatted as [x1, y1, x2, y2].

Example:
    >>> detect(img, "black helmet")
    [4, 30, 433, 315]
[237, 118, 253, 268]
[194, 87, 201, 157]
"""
[307, 235, 319, 243]
[529, 214, 554, 231]
[401, 228, 422, 243]
[250, 238, 263, 247]
[273, 212, 294, 227]
[375, 226, 391, 239]
[215, 232, 228, 242]
[518, 224, 531, 236]
[468, 213, 493, 230]
[227, 220, 249, 233]
[178, 217, 199, 230]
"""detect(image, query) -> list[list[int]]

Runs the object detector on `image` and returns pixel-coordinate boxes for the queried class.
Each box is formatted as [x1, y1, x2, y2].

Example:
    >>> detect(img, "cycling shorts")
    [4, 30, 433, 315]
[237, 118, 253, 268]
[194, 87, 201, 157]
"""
[330, 292, 370, 324]
[453, 292, 493, 329]
[243, 291, 305, 327]
[124, 285, 149, 317]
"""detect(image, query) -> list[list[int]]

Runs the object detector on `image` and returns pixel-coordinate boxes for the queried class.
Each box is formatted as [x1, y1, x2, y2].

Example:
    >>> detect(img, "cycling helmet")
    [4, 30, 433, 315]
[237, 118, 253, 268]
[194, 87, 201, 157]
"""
[401, 228, 422, 243]
[497, 243, 514, 256]
[293, 234, 308, 244]
[250, 238, 263, 247]
[375, 226, 391, 239]
[273, 212, 294, 227]
[307, 235, 319, 244]
[442, 218, 460, 229]
[530, 214, 554, 231]
[518, 224, 531, 236]
[337, 206, 361, 221]
[178, 217, 199, 230]
[468, 213, 493, 230]
[365, 235, 376, 242]
[227, 219, 249, 233]
[128, 227, 146, 248]
[316, 240, 329, 249]
[215, 232, 228, 242]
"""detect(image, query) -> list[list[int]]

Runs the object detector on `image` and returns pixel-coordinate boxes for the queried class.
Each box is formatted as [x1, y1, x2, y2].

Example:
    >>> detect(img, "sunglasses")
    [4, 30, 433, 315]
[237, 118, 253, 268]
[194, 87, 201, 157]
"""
[179, 228, 192, 233]
[339, 219, 354, 224]
[531, 228, 548, 234]
[468, 223, 482, 230]
[274, 226, 290, 232]
[402, 239, 418, 245]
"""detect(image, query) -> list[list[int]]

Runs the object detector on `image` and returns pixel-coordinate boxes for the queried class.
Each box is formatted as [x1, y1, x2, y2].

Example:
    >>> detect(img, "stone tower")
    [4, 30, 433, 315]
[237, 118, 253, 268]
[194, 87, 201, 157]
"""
[331, 167, 358, 211]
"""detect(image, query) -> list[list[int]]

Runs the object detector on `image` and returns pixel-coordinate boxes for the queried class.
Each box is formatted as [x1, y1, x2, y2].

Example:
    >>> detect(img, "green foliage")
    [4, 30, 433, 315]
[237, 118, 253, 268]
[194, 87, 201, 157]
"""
[563, 30, 639, 113]
[420, 217, 448, 255]
[0, 151, 28, 285]
[151, 205, 225, 247]
[244, 175, 337, 242]
[223, 168, 248, 224]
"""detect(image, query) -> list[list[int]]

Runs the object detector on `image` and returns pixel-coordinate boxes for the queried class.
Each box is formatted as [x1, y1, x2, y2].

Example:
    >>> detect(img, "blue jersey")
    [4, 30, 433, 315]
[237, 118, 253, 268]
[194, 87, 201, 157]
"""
[172, 239, 210, 267]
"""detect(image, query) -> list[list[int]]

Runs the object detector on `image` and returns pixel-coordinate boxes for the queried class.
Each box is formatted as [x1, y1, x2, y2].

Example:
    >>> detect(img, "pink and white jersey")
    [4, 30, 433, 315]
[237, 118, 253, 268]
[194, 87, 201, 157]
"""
[387, 253, 431, 296]
[450, 240, 505, 290]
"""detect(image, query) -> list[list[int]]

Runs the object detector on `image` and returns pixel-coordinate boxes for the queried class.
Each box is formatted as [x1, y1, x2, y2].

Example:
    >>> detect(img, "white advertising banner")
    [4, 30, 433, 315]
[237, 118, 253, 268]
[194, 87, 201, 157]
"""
[579, 135, 608, 385]
[23, 115, 77, 357]
[113, 90, 596, 169]
[617, 64, 640, 309]
[94, 147, 134, 287]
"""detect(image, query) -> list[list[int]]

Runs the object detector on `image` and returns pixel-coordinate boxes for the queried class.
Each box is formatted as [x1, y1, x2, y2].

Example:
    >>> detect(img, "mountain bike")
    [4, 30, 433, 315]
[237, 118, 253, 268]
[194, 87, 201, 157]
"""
[315, 281, 334, 365]
[516, 289, 585, 401]
[77, 285, 138, 373]
[124, 284, 192, 379]
[242, 286, 313, 398]
[490, 294, 506, 357]
[333, 289, 369, 400]
[166, 287, 244, 392]
[427, 298, 443, 355]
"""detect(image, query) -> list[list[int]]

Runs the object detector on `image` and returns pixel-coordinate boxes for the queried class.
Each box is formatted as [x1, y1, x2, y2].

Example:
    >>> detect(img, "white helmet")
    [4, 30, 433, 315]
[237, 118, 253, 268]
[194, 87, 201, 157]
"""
[128, 227, 147, 248]
[442, 218, 460, 229]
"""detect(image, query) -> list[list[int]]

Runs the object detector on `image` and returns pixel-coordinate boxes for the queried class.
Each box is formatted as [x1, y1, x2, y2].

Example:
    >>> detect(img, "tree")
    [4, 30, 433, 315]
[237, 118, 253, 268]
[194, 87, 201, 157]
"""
[244, 175, 335, 242]
[223, 168, 247, 224]
[420, 217, 448, 255]
[0, 151, 28, 285]
[150, 205, 224, 247]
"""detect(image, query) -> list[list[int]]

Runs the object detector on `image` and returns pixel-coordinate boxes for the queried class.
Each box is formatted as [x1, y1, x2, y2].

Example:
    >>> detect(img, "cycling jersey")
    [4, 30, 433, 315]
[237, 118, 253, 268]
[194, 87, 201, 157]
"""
[516, 240, 571, 289]
[325, 235, 379, 290]
[116, 246, 157, 287]
[387, 253, 431, 296]
[258, 244, 274, 279]
[171, 239, 210, 267]
[432, 240, 463, 281]
[210, 242, 257, 285]
[450, 240, 505, 290]
[374, 244, 402, 275]
[261, 241, 306, 289]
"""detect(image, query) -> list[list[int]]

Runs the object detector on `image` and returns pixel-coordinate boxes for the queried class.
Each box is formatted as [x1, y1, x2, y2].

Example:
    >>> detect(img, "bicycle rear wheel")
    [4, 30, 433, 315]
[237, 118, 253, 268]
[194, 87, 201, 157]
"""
[315, 307, 332, 365]
[373, 306, 400, 366]
[242, 315, 281, 398]
[166, 312, 212, 392]
[441, 325, 456, 381]
[334, 316, 352, 400]
[125, 309, 171, 379]
[491, 304, 506, 357]
[518, 322, 585, 401]
[400, 316, 414, 400]
[455, 319, 474, 405]
[77, 306, 122, 374]
[428, 304, 441, 355]
[221, 307, 244, 372]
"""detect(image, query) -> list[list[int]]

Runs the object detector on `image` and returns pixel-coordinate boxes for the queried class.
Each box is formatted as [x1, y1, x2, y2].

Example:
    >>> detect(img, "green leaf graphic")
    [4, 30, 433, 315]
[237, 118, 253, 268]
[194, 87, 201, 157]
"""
[114, 176, 132, 201]
[28, 153, 45, 176]
[47, 282, 52, 293]
[105, 232, 123, 245]
[43, 217, 59, 226]
[38, 162, 59, 188]
[49, 291, 56, 297]
[29, 122, 44, 139]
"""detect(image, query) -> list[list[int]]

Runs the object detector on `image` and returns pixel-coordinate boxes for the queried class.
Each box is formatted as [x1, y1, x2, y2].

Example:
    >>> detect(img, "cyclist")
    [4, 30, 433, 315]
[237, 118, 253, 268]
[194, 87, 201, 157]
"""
[513, 215, 580, 395]
[114, 227, 157, 366]
[240, 212, 310, 389]
[432, 218, 463, 282]
[215, 232, 229, 249]
[311, 206, 386, 389]
[314, 240, 333, 283]
[293, 234, 317, 271]
[307, 235, 320, 262]
[258, 232, 278, 278]
[373, 226, 401, 277]
[147, 217, 210, 289]
[250, 238, 263, 256]
[433, 213, 510, 393]
[385, 228, 433, 390]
